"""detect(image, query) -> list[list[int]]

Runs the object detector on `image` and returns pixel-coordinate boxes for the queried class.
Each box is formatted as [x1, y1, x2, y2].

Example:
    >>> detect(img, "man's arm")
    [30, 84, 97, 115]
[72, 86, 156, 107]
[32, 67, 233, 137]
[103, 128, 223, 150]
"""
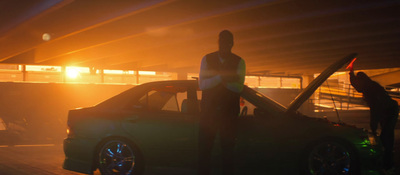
[199, 56, 222, 90]
[370, 113, 379, 135]
[226, 59, 246, 93]
[349, 70, 363, 92]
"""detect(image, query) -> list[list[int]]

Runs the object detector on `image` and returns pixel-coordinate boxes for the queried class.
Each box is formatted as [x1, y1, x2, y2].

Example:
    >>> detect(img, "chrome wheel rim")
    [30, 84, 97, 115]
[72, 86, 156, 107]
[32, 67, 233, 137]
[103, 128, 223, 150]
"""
[99, 140, 136, 175]
[307, 142, 352, 175]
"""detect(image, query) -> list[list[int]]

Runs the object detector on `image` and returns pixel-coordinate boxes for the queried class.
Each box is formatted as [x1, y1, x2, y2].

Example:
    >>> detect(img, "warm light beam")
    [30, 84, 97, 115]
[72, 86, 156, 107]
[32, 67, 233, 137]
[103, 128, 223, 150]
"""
[66, 67, 80, 78]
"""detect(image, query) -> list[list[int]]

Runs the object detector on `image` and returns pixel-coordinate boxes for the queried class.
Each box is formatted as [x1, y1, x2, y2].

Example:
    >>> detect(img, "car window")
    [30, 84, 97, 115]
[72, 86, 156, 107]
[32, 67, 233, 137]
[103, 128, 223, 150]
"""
[161, 93, 179, 111]
[240, 97, 256, 116]
[136, 87, 188, 113]
[176, 91, 187, 112]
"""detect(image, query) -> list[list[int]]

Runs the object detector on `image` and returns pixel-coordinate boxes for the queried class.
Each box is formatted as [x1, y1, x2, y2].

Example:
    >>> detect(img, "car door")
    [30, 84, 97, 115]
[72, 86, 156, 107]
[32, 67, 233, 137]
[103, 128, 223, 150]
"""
[121, 84, 198, 167]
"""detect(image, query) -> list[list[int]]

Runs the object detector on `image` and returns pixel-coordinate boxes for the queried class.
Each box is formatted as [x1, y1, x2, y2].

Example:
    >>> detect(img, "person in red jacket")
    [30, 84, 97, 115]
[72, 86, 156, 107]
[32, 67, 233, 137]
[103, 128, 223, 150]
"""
[349, 68, 398, 171]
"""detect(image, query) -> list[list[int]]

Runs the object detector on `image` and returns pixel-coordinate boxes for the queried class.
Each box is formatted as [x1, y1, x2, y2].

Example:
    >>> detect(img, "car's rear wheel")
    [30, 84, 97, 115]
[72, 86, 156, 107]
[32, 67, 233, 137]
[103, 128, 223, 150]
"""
[301, 139, 359, 175]
[98, 139, 144, 175]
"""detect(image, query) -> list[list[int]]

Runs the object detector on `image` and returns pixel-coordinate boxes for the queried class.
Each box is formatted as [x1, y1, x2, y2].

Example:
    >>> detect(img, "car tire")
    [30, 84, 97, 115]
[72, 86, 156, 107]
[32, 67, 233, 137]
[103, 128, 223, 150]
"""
[97, 138, 144, 175]
[300, 139, 359, 175]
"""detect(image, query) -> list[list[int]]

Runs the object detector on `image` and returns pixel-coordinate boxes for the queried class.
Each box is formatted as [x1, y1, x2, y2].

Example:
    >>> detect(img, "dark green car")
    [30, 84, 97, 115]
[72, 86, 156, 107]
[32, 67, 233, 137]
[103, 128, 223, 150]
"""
[63, 54, 382, 175]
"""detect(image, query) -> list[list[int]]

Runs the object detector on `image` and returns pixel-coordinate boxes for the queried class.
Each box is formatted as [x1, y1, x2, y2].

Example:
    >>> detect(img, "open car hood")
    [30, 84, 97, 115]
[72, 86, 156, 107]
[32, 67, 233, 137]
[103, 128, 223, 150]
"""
[285, 53, 358, 114]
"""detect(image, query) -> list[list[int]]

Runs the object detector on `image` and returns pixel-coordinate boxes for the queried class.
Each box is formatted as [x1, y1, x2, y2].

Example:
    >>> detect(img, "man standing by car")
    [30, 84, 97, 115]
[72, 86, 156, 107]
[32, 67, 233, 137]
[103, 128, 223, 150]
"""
[349, 68, 399, 172]
[198, 30, 246, 175]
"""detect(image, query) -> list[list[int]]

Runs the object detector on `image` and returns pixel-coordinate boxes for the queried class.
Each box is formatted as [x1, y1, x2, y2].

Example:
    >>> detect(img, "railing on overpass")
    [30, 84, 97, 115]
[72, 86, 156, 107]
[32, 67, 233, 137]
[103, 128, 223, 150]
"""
[316, 81, 400, 111]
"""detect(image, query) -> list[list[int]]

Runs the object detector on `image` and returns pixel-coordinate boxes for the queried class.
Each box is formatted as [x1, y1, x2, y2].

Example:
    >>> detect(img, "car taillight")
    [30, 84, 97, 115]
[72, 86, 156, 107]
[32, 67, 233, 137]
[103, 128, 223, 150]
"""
[66, 122, 75, 138]
[66, 127, 71, 135]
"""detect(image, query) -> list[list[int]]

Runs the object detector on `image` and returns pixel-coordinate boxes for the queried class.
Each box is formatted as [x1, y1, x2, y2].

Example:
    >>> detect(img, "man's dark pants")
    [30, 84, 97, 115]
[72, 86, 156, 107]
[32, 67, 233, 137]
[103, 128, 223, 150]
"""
[198, 108, 237, 175]
[378, 102, 399, 170]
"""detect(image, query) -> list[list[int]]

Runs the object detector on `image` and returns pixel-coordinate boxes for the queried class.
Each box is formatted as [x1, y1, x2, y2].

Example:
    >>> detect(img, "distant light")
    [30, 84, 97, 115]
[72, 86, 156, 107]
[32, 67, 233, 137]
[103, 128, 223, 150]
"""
[104, 69, 124, 75]
[139, 71, 156, 75]
[66, 67, 80, 78]
[42, 33, 51, 41]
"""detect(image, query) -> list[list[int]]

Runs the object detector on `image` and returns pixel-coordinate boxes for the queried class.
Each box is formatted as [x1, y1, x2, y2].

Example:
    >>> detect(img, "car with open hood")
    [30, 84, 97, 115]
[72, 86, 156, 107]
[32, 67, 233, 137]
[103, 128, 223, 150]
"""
[63, 53, 382, 175]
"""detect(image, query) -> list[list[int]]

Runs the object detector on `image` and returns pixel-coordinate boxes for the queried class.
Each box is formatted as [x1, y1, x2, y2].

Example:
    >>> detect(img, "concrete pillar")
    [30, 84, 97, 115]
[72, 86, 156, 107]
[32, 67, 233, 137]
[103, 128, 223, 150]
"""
[135, 70, 139, 84]
[302, 74, 314, 89]
[100, 69, 104, 84]
[300, 74, 316, 116]
[61, 66, 66, 83]
[22, 65, 27, 82]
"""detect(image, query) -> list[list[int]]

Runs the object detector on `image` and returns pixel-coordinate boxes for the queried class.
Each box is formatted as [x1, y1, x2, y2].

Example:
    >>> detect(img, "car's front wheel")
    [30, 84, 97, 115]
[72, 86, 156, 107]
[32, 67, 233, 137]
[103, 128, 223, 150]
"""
[301, 139, 359, 175]
[98, 139, 144, 175]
